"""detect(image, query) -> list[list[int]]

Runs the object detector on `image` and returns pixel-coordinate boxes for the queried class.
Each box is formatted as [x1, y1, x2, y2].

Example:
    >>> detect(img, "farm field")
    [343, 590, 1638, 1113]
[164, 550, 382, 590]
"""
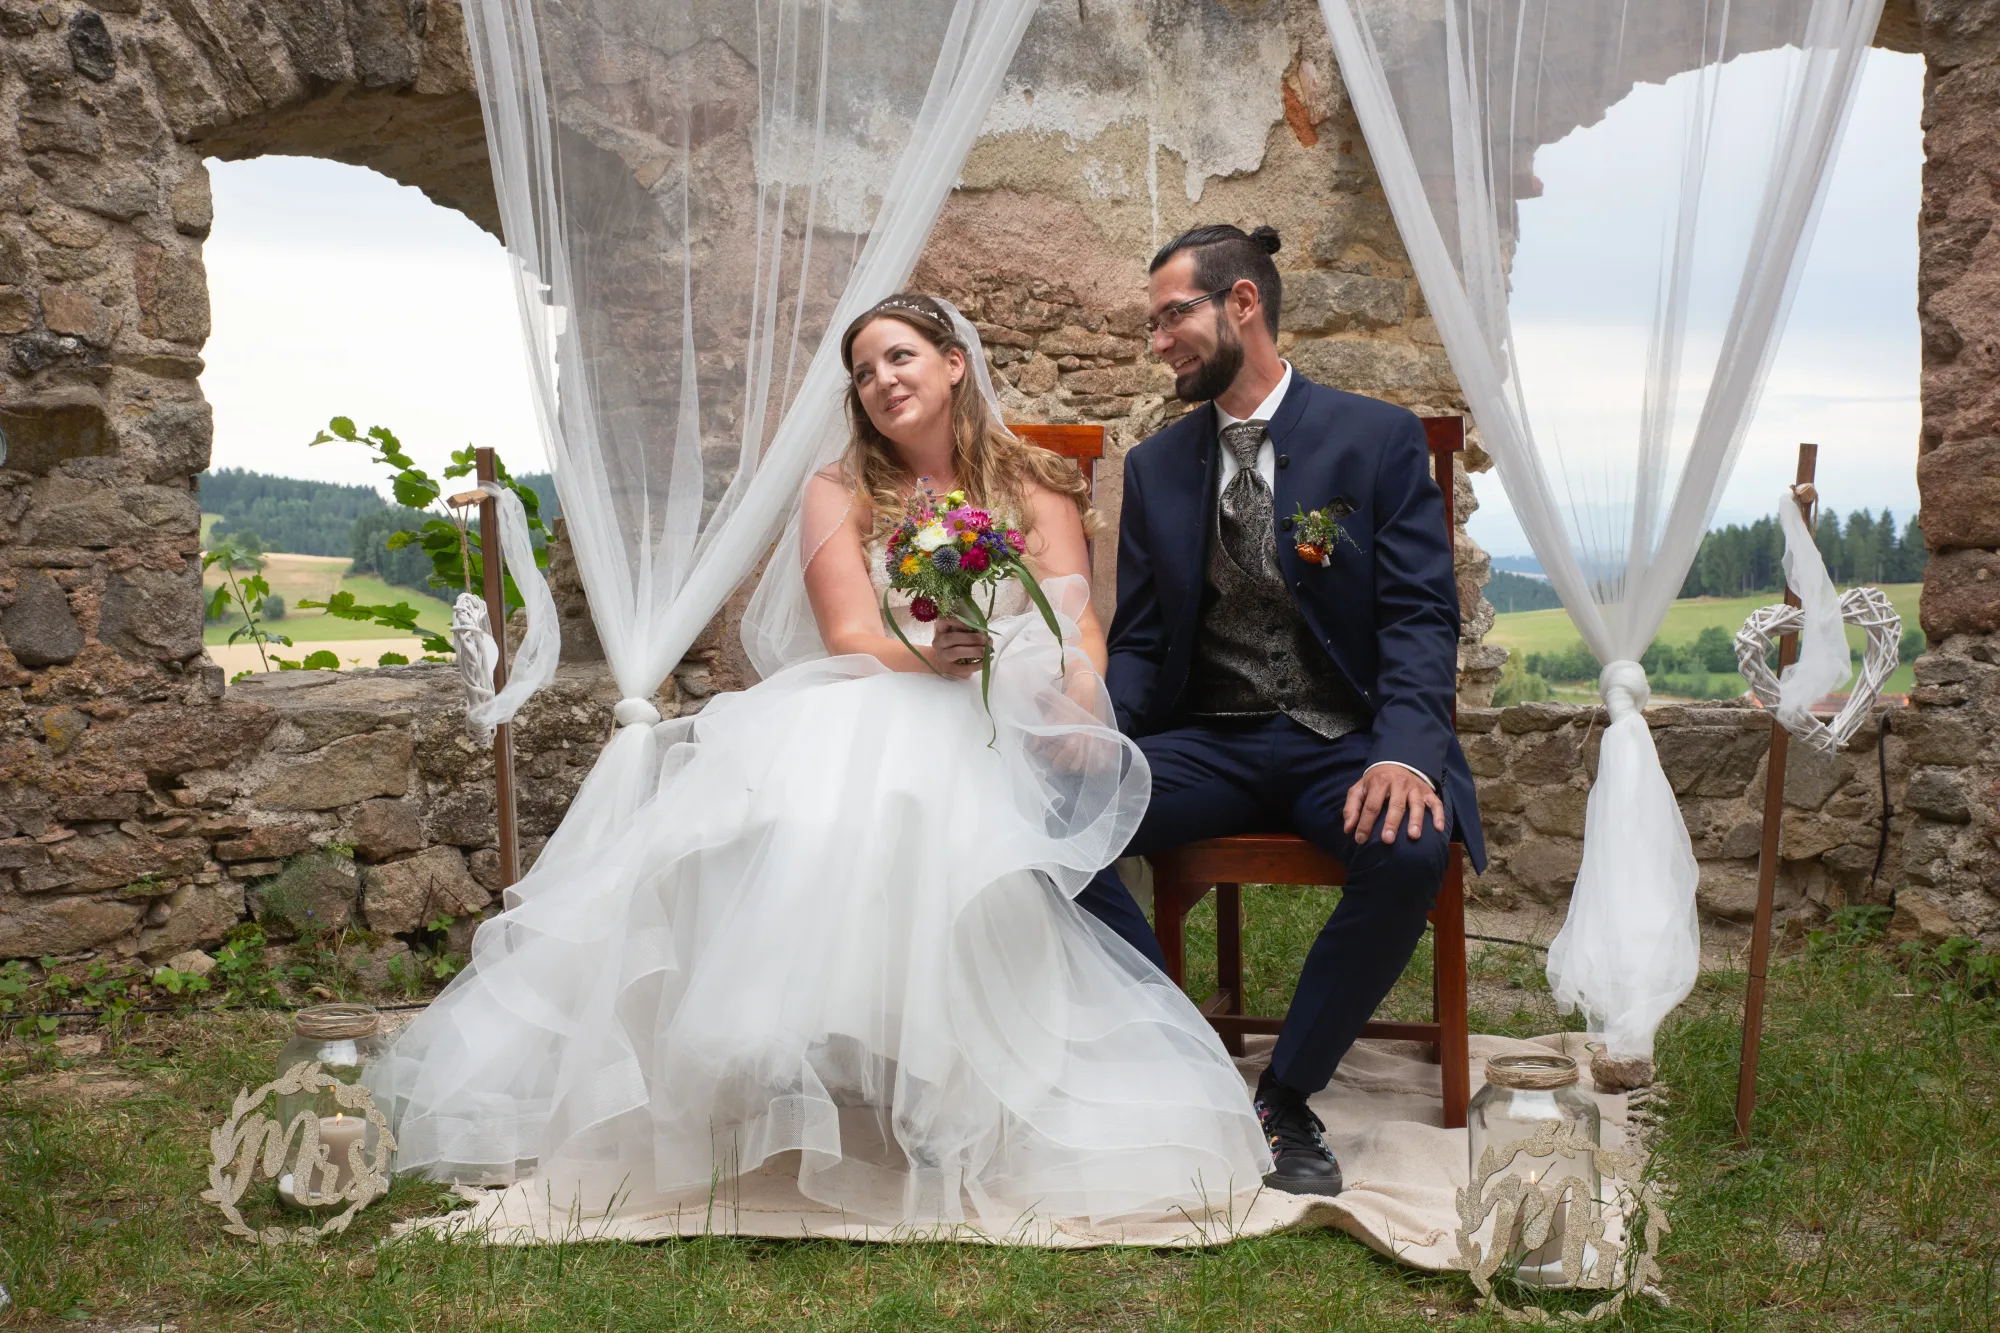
[1486, 582, 1924, 700]
[200, 523, 455, 649]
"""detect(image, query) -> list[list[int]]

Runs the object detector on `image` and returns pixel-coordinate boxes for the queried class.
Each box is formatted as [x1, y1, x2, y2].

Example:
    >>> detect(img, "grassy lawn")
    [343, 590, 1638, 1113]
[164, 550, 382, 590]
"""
[3, 899, 1994, 1331]
[1487, 583, 1925, 700]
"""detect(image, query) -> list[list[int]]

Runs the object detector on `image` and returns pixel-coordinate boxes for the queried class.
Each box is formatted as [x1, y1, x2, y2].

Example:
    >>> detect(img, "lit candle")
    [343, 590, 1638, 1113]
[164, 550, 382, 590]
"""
[1508, 1163, 1576, 1286]
[317, 1114, 366, 1199]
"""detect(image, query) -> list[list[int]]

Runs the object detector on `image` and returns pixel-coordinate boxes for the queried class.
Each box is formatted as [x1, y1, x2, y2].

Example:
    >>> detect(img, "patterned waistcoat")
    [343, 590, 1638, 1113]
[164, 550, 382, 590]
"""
[1182, 486, 1369, 741]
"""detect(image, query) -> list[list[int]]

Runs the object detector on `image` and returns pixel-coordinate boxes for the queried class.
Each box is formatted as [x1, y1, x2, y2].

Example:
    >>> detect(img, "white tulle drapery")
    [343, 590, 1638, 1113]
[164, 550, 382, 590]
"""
[1319, 0, 1884, 1056]
[462, 0, 1038, 722]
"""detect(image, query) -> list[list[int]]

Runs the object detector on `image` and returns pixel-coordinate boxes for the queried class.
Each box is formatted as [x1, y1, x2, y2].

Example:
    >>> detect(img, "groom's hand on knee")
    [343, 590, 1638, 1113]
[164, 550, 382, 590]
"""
[1343, 765, 1445, 846]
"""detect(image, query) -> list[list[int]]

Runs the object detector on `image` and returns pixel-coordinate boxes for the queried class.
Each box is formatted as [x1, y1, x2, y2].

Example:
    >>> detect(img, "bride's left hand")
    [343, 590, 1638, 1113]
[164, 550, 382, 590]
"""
[930, 618, 989, 679]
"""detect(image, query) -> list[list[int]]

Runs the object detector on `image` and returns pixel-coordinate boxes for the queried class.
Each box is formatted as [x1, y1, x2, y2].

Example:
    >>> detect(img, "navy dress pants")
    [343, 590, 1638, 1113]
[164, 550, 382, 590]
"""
[1080, 714, 1449, 1094]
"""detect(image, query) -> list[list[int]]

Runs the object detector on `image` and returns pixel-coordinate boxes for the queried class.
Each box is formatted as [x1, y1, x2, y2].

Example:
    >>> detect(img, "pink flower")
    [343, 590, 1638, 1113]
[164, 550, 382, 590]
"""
[909, 596, 939, 623]
[1004, 529, 1025, 553]
[959, 546, 990, 574]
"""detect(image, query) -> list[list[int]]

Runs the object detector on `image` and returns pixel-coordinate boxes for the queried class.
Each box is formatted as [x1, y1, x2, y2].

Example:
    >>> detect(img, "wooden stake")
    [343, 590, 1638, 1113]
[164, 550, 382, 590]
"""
[1735, 443, 1817, 1143]
[476, 448, 521, 889]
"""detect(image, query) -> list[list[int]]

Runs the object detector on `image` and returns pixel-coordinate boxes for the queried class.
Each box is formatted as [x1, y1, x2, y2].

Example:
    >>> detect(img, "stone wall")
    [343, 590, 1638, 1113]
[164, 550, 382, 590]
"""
[2, 0, 1998, 961]
[2, 665, 1935, 964]
[1902, 0, 2000, 941]
[0, 0, 488, 956]
[1466, 702, 1919, 936]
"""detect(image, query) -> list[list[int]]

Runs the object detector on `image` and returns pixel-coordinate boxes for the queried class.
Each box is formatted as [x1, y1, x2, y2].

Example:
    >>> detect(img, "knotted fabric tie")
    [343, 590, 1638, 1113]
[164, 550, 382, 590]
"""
[1598, 660, 1650, 722]
[1218, 419, 1276, 576]
[613, 697, 662, 728]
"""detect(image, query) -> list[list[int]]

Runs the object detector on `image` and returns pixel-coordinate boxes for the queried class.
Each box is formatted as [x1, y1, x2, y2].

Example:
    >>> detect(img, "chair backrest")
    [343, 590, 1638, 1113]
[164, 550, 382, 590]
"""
[1420, 415, 1466, 729]
[1422, 415, 1464, 537]
[1012, 416, 1464, 512]
[1011, 422, 1103, 497]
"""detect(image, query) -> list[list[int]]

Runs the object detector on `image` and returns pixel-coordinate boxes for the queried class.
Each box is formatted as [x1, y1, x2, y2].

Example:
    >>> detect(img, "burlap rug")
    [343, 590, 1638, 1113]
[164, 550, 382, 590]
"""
[398, 1031, 1627, 1267]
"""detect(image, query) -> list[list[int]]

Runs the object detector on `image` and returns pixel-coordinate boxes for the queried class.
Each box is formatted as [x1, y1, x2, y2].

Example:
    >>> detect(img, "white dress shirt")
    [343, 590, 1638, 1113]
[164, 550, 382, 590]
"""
[1213, 361, 1290, 493]
[1210, 362, 1436, 794]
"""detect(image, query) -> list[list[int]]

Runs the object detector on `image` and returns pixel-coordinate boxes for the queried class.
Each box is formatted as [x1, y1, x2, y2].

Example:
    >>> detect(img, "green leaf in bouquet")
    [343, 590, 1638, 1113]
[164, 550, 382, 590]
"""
[1006, 555, 1067, 666]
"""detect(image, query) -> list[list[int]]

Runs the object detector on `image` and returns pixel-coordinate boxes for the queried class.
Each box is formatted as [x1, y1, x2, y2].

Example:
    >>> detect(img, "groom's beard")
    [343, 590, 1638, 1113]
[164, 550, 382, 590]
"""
[1174, 318, 1245, 404]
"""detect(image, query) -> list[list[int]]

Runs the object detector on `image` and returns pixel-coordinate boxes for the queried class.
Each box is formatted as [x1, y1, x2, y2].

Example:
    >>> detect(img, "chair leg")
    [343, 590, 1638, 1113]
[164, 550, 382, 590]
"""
[1435, 846, 1470, 1130]
[1153, 869, 1189, 987]
[1215, 881, 1244, 1057]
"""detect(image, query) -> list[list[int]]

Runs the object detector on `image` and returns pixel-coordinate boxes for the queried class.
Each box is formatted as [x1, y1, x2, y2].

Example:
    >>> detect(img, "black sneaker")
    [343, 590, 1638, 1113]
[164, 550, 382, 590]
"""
[1254, 1068, 1343, 1197]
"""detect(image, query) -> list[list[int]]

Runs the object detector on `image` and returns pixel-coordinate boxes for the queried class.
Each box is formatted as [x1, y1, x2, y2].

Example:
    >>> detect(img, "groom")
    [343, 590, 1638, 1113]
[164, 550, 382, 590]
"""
[1076, 223, 1487, 1197]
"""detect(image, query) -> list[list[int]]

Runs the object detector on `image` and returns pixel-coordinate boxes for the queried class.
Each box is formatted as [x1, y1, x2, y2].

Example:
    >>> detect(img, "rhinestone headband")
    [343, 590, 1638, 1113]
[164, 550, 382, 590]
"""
[871, 296, 944, 321]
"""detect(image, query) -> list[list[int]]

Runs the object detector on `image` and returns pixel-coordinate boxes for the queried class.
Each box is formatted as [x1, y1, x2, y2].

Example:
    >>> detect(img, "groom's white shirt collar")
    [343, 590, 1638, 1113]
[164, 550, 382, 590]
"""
[1212, 359, 1437, 794]
[1212, 360, 1291, 494]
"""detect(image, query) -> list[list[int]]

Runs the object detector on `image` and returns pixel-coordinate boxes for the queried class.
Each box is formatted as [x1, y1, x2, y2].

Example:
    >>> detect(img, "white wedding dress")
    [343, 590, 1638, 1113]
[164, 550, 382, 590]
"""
[373, 552, 1270, 1232]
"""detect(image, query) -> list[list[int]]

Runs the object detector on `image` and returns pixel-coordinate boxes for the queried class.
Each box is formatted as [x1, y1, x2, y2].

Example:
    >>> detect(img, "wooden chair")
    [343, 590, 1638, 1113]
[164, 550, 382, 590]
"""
[1149, 416, 1473, 1129]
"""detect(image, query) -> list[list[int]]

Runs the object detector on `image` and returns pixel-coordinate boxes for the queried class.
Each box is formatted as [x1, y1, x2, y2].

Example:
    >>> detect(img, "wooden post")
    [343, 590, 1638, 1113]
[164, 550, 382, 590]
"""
[1735, 443, 1817, 1143]
[475, 448, 521, 889]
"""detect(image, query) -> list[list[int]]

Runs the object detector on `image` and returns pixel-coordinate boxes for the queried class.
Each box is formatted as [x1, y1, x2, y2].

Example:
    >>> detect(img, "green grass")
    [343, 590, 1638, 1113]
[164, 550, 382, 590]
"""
[4, 903, 1994, 1331]
[1488, 583, 1924, 700]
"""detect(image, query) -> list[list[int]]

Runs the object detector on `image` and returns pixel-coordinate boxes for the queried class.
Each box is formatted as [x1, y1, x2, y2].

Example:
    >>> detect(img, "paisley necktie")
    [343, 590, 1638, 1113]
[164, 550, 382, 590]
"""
[1218, 419, 1275, 576]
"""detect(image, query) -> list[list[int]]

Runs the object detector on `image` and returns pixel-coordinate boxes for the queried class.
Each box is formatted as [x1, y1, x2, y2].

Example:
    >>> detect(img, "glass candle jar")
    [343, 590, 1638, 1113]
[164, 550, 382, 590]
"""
[1467, 1052, 1602, 1288]
[273, 1004, 388, 1209]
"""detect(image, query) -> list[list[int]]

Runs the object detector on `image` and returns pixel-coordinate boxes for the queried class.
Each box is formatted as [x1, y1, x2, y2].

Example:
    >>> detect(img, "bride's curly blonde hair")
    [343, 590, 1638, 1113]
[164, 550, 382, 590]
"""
[837, 293, 1094, 543]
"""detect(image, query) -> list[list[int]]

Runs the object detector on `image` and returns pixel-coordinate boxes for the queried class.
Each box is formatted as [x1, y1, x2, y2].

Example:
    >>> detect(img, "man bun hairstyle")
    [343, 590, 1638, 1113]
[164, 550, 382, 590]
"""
[1149, 223, 1283, 338]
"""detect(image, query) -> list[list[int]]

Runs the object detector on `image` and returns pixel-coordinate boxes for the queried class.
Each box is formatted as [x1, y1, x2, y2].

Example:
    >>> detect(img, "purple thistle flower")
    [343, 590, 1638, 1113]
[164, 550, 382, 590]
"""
[931, 546, 960, 573]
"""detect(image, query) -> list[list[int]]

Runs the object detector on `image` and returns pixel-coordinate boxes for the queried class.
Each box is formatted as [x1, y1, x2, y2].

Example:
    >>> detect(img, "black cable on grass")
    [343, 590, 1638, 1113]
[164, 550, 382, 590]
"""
[1870, 707, 1895, 904]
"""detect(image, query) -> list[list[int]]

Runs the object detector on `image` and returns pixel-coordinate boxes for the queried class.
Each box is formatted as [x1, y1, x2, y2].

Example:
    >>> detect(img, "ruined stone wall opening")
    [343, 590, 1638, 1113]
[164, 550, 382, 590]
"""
[198, 153, 536, 492]
[194, 153, 541, 673]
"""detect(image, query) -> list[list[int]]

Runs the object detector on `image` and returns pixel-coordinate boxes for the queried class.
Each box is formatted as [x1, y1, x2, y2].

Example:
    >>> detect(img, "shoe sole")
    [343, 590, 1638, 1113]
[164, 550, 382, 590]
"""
[1263, 1170, 1343, 1198]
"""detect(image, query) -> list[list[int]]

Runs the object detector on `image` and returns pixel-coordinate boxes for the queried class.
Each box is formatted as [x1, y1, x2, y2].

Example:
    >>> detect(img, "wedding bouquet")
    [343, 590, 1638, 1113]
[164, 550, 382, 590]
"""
[882, 488, 1064, 717]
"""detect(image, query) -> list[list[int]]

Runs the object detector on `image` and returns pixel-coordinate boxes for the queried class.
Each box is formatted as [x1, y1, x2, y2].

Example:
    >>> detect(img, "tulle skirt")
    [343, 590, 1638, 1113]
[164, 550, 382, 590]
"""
[371, 579, 1271, 1230]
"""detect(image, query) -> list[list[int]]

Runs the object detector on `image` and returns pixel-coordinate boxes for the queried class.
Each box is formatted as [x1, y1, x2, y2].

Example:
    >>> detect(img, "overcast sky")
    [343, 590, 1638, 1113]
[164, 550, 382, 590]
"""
[200, 48, 1922, 554]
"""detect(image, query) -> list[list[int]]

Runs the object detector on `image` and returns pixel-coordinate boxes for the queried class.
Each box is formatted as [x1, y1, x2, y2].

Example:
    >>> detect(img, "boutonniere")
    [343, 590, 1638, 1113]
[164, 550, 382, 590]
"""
[1292, 500, 1359, 567]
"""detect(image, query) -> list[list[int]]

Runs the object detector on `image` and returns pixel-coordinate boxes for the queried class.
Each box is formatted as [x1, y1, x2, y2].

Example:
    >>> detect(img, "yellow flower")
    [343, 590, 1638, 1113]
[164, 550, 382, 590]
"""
[899, 554, 922, 575]
[945, 490, 968, 507]
[959, 530, 977, 546]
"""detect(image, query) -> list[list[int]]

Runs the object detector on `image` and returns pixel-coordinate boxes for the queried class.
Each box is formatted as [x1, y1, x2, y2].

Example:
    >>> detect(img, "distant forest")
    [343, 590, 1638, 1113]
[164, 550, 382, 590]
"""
[1681, 508, 1926, 598]
[200, 468, 560, 596]
[1485, 569, 1562, 613]
[199, 470, 384, 557]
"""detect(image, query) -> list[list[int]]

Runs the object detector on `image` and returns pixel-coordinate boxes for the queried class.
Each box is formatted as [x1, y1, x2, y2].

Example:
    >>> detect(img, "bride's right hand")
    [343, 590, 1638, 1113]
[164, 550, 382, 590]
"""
[929, 618, 989, 680]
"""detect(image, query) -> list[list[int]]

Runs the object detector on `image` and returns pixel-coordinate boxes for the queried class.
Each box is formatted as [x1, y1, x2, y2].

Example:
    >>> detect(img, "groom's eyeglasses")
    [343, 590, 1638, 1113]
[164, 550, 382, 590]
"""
[1147, 289, 1231, 337]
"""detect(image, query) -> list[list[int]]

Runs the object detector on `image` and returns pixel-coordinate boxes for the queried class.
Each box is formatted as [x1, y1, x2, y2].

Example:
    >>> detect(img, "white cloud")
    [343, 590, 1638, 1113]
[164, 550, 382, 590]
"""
[200, 155, 545, 498]
[1468, 47, 1923, 559]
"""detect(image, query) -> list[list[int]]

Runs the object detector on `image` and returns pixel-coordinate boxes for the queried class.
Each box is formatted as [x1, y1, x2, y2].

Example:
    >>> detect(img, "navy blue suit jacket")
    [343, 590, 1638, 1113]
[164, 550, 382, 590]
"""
[1105, 373, 1486, 871]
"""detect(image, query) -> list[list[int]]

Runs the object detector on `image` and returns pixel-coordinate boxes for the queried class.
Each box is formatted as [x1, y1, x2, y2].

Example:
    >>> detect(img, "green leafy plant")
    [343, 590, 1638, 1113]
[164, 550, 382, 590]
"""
[298, 418, 547, 658]
[211, 925, 281, 1006]
[150, 966, 211, 999]
[202, 535, 292, 678]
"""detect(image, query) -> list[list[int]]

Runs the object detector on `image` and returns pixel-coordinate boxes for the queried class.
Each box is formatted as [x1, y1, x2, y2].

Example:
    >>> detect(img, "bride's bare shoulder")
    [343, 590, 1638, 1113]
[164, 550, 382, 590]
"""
[1019, 477, 1086, 531]
[804, 465, 869, 532]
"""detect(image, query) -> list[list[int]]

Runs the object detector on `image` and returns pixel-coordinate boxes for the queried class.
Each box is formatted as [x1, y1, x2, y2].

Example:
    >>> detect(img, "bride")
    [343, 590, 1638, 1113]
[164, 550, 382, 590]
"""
[373, 293, 1269, 1231]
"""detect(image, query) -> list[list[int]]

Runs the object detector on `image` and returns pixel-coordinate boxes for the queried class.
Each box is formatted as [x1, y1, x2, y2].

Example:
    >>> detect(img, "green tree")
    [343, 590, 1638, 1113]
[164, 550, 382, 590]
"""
[199, 469, 385, 556]
[350, 505, 437, 592]
[1693, 624, 1736, 673]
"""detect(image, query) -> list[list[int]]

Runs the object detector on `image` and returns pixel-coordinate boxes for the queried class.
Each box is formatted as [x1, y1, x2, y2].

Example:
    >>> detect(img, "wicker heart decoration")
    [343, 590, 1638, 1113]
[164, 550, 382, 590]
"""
[1733, 585, 1902, 753]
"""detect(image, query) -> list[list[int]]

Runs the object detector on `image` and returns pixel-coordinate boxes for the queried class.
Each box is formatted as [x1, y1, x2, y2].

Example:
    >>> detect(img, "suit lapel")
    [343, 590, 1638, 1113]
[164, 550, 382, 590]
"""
[1265, 371, 1317, 532]
[1159, 404, 1219, 616]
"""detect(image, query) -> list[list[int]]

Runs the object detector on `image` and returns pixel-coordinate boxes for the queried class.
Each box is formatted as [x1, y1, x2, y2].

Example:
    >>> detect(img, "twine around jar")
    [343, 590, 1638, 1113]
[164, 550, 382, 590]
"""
[1484, 1052, 1580, 1090]
[290, 1003, 381, 1041]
